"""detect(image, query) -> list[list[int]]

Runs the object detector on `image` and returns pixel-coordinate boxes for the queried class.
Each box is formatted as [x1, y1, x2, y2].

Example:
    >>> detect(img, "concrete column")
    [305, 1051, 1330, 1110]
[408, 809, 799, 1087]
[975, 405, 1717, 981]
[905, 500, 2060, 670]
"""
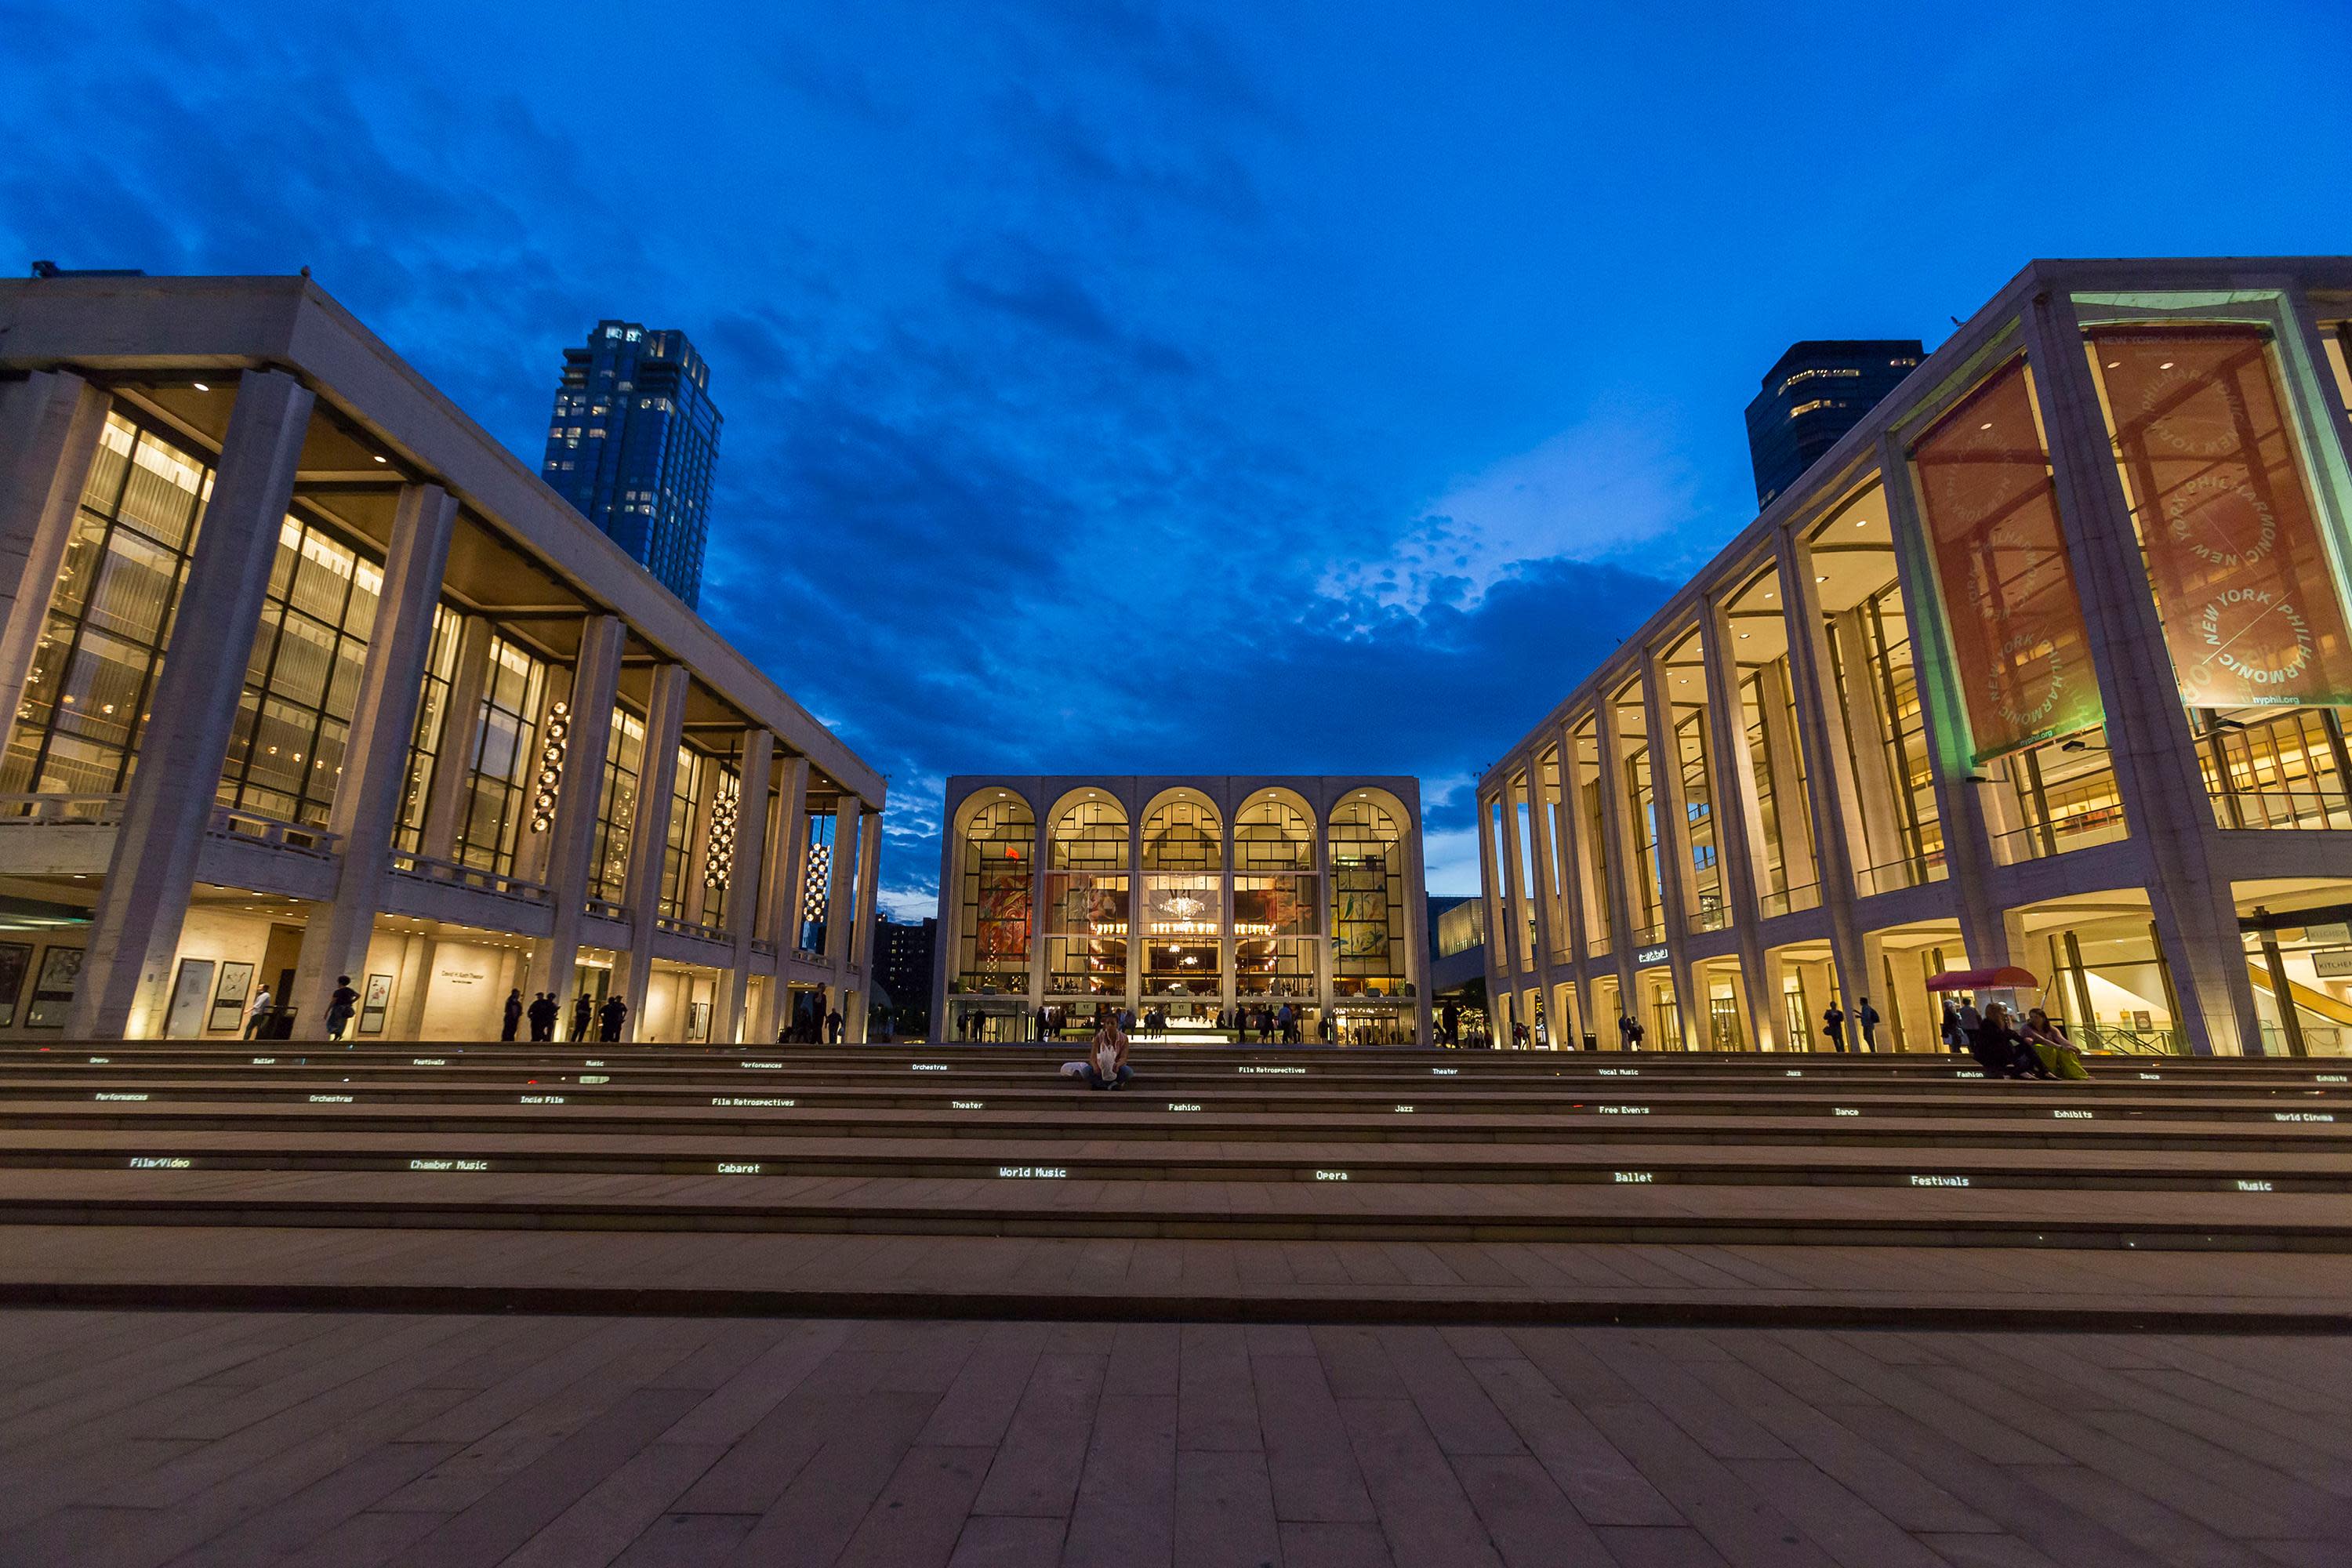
[1592, 695, 1643, 1038]
[68, 370, 314, 1039]
[390, 932, 433, 1040]
[1125, 800, 1143, 1016]
[822, 793, 858, 973]
[1403, 793, 1433, 1047]
[1877, 427, 2011, 971]
[680, 749, 721, 926]
[418, 613, 493, 865]
[1640, 655, 1702, 1047]
[289, 482, 459, 1038]
[1550, 724, 1595, 971]
[1755, 660, 1818, 884]
[524, 614, 625, 1004]
[1698, 597, 1777, 1049]
[1497, 774, 1532, 985]
[1027, 800, 1049, 1023]
[848, 806, 882, 1041]
[2021, 292, 2260, 1055]
[718, 728, 774, 1045]
[0, 371, 108, 728]
[613, 663, 688, 1040]
[1774, 528, 1872, 1022]
[1476, 788, 1509, 1008]
[753, 753, 810, 1041]
[1524, 765, 1562, 972]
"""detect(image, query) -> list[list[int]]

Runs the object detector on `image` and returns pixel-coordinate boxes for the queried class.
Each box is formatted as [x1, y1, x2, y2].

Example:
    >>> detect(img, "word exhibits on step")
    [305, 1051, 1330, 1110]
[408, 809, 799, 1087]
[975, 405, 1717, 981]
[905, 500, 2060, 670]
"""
[2053, 1109, 2092, 1120]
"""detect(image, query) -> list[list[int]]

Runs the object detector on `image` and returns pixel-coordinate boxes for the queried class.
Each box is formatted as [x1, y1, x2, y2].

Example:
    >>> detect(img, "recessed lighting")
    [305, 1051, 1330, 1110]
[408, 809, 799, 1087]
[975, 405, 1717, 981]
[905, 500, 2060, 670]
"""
[2158, 361, 2174, 371]
[1739, 633, 1751, 640]
[372, 455, 387, 464]
[1979, 422, 1993, 431]
[191, 381, 209, 393]
[1816, 575, 1828, 583]
[1854, 519, 1867, 527]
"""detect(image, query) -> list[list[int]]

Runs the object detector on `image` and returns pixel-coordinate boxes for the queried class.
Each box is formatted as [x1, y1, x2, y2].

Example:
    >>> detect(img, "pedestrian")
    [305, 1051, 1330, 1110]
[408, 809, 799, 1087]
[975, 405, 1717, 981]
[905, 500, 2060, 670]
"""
[243, 985, 274, 1040]
[1276, 1002, 1295, 1044]
[597, 994, 627, 1043]
[1857, 996, 1881, 1051]
[1441, 1001, 1459, 1047]
[325, 975, 359, 1042]
[826, 1007, 844, 1045]
[500, 989, 523, 1041]
[528, 992, 559, 1042]
[1821, 1001, 1847, 1053]
[1940, 999, 1966, 1052]
[571, 992, 593, 1042]
[1617, 1013, 1634, 1050]
[1628, 1017, 1646, 1050]
[1034, 1004, 1048, 1042]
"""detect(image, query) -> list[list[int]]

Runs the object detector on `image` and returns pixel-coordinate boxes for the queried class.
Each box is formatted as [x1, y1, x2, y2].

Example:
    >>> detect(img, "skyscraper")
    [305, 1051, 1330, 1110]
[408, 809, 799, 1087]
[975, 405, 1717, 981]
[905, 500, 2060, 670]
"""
[540, 321, 722, 608]
[1744, 339, 1923, 508]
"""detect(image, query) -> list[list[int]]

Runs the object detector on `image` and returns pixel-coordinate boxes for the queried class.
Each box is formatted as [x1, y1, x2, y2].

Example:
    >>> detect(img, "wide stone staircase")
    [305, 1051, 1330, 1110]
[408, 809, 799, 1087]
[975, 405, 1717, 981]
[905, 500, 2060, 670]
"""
[1, 1040, 2347, 1329]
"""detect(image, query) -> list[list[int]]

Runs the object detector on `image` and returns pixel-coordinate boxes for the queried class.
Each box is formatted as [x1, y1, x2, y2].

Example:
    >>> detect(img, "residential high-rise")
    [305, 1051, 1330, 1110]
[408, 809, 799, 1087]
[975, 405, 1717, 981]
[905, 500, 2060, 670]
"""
[540, 321, 721, 608]
[1744, 339, 1923, 507]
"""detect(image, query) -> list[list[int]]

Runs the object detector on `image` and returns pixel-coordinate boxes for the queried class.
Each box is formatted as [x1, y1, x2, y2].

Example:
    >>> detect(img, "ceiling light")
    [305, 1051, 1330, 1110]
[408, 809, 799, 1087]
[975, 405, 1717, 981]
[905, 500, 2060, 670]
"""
[372, 455, 387, 464]
[2159, 361, 2174, 371]
[1738, 633, 1751, 640]
[1979, 422, 1993, 431]
[1816, 575, 1828, 583]
[191, 382, 209, 393]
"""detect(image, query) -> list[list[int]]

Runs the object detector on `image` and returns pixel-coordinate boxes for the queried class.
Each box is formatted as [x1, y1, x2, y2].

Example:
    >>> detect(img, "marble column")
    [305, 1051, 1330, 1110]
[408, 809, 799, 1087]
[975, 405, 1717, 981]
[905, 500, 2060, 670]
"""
[0, 370, 108, 728]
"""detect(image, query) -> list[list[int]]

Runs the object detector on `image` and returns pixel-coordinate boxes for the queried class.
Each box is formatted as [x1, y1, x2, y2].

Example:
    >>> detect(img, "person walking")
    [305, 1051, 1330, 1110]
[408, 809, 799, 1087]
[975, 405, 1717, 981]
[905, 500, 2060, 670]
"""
[597, 995, 627, 1043]
[1940, 999, 1966, 1052]
[571, 992, 593, 1042]
[1034, 1004, 1048, 1042]
[529, 992, 560, 1042]
[243, 985, 275, 1040]
[825, 1007, 844, 1045]
[1276, 1002, 1295, 1044]
[325, 975, 359, 1042]
[1821, 1001, 1847, 1053]
[1856, 996, 1880, 1052]
[1617, 1013, 1634, 1051]
[500, 989, 524, 1042]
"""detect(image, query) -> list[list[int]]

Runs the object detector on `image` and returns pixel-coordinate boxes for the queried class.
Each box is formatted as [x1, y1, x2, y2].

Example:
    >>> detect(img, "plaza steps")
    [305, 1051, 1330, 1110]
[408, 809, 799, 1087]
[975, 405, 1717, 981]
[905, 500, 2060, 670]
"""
[5, 1042, 2352, 1327]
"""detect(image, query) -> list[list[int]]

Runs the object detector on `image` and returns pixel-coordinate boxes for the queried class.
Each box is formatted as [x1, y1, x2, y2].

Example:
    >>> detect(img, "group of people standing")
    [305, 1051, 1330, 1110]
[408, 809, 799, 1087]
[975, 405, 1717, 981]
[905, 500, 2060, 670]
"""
[501, 989, 628, 1044]
[1817, 997, 1882, 1051]
[782, 1006, 844, 1044]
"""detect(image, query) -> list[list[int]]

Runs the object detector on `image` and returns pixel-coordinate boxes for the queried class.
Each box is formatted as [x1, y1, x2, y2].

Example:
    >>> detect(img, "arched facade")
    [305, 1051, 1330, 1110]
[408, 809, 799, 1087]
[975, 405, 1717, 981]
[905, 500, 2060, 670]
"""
[949, 791, 1033, 1004]
[935, 777, 1428, 1044]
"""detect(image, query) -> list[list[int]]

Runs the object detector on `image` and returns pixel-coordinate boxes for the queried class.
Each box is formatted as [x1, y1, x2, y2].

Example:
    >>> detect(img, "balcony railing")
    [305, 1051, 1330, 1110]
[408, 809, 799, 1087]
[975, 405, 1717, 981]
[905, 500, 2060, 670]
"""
[1854, 849, 1947, 899]
[386, 849, 549, 906]
[207, 805, 338, 860]
[583, 895, 629, 923]
[1990, 806, 2129, 866]
[1685, 901, 1731, 936]
[655, 913, 731, 946]
[0, 792, 123, 826]
[1757, 880, 1822, 919]
[2209, 786, 2352, 833]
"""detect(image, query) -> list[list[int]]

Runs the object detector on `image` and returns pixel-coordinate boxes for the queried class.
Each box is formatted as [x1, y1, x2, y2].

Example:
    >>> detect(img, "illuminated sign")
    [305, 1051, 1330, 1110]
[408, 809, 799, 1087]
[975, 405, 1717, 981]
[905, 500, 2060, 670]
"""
[712, 1097, 796, 1107]
[309, 1094, 352, 1103]
[1314, 1170, 1349, 1181]
[129, 1156, 191, 1169]
[410, 1158, 488, 1171]
[1635, 944, 1669, 967]
[998, 1166, 1068, 1178]
[952, 1100, 985, 1109]
[1613, 1171, 1653, 1183]
[717, 1163, 761, 1174]
[1598, 1105, 1648, 1115]
[520, 1094, 564, 1104]
[94, 1092, 147, 1102]
[1909, 1174, 1969, 1187]
[2237, 1179, 2274, 1192]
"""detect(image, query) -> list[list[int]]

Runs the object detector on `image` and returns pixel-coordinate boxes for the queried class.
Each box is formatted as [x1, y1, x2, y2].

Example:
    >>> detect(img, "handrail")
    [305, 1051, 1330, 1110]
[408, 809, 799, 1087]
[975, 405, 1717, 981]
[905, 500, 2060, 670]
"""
[655, 913, 731, 945]
[583, 895, 629, 923]
[2207, 786, 2352, 833]
[1758, 880, 1821, 919]
[1988, 808, 2129, 865]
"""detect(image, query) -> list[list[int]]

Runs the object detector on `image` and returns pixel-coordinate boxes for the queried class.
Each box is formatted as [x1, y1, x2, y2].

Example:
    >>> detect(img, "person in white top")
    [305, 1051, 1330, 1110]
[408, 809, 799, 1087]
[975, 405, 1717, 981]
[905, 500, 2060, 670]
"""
[243, 986, 274, 1040]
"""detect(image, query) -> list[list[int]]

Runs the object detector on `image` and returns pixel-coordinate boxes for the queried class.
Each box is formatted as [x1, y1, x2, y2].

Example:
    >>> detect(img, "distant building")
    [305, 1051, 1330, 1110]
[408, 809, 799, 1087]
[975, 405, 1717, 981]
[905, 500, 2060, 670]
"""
[1427, 894, 1488, 1043]
[1744, 339, 1923, 507]
[540, 321, 721, 608]
[873, 916, 937, 1030]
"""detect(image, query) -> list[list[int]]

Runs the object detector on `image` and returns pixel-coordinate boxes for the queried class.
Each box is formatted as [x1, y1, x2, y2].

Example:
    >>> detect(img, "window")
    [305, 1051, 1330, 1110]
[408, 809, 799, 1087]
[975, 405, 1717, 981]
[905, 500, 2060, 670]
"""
[216, 514, 383, 826]
[659, 744, 710, 921]
[1050, 795, 1128, 870]
[392, 606, 459, 854]
[957, 797, 1033, 989]
[2, 412, 209, 795]
[587, 709, 646, 904]
[449, 633, 548, 877]
[1142, 793, 1221, 869]
[1329, 795, 1406, 996]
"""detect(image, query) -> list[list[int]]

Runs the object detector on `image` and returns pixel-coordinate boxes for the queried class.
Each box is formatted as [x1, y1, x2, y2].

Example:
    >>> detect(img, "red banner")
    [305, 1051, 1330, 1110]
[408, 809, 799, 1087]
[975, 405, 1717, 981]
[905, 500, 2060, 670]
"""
[1911, 356, 2104, 761]
[2092, 326, 2352, 710]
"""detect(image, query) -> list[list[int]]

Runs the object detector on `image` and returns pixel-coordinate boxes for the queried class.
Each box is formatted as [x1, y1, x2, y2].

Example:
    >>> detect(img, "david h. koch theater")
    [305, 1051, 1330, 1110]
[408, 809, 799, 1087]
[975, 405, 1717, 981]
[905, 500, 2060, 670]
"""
[1482, 256, 2352, 1058]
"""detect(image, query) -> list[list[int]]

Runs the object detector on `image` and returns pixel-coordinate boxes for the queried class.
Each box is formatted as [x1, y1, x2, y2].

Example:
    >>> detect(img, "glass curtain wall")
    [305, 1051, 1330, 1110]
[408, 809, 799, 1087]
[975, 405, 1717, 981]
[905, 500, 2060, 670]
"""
[1613, 688, 1664, 944]
[1573, 719, 1613, 953]
[1672, 706, 1725, 931]
[956, 797, 1033, 992]
[587, 709, 647, 904]
[216, 514, 383, 827]
[392, 607, 459, 855]
[1329, 796, 1406, 996]
[449, 633, 548, 877]
[658, 744, 710, 922]
[1537, 747, 1571, 959]
[2, 412, 210, 796]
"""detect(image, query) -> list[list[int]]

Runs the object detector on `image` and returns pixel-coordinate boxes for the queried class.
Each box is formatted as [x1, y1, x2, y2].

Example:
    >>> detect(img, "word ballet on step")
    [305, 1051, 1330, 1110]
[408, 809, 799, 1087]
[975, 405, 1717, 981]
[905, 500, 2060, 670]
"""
[1613, 1171, 1653, 1183]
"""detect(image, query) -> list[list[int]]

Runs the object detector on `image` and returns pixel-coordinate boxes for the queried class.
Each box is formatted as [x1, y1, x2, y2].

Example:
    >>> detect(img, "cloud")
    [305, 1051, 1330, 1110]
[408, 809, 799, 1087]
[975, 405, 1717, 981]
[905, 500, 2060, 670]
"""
[1320, 411, 1704, 615]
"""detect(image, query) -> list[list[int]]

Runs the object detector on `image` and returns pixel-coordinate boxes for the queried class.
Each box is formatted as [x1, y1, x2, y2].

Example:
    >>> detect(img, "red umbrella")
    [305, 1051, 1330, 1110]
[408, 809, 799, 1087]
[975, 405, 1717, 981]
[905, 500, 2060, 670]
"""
[1925, 966, 2039, 992]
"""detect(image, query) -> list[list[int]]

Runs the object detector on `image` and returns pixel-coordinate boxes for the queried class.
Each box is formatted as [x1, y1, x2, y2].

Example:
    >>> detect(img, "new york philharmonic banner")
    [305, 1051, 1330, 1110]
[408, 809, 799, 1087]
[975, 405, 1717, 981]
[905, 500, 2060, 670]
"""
[2091, 325, 2352, 710]
[1911, 356, 2104, 762]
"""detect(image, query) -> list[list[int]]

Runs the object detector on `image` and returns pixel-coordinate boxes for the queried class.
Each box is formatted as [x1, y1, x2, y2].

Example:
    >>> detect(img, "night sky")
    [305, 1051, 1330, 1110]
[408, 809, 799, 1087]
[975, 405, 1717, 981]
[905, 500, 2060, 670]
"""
[4, 1, 2348, 916]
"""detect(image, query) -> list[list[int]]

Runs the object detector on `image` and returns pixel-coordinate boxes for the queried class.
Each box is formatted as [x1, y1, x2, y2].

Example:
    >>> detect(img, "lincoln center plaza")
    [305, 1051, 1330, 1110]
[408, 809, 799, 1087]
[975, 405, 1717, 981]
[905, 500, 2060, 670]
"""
[0, 273, 885, 1044]
[1481, 256, 2352, 1058]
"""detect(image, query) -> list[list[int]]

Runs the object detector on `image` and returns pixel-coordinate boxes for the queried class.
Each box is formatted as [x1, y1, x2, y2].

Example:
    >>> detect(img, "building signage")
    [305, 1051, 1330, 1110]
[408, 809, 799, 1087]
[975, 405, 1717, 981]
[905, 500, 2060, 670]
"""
[1634, 944, 1669, 967]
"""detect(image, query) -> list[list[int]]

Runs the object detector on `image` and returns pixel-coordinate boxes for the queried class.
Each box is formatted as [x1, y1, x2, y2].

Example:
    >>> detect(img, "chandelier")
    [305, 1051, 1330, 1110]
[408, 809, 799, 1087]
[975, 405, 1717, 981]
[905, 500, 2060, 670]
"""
[1160, 892, 1207, 920]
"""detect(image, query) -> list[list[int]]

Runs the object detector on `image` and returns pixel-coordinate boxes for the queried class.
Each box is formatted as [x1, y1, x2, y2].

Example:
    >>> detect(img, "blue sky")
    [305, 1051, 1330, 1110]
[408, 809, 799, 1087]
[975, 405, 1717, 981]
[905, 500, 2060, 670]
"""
[5, 0, 2349, 915]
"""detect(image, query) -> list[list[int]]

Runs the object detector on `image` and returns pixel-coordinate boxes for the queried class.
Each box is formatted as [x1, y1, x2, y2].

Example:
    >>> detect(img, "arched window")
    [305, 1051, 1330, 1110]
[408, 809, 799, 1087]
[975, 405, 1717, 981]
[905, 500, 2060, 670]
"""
[1049, 790, 1129, 870]
[1329, 793, 1408, 996]
[955, 794, 1033, 992]
[1233, 790, 1313, 870]
[1141, 791, 1222, 871]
